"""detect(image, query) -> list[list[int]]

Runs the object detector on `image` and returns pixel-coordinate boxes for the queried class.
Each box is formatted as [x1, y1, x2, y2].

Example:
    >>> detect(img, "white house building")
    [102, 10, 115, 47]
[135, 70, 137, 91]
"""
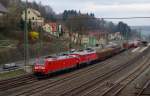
[22, 8, 44, 28]
[0, 3, 8, 16]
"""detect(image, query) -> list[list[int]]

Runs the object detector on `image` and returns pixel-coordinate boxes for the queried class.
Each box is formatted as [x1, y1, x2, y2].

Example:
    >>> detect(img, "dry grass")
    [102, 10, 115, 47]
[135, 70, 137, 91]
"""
[0, 69, 26, 80]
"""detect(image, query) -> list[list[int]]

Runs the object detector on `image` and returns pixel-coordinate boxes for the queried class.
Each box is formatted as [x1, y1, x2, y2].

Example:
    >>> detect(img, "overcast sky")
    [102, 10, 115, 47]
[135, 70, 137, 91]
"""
[26, 0, 150, 26]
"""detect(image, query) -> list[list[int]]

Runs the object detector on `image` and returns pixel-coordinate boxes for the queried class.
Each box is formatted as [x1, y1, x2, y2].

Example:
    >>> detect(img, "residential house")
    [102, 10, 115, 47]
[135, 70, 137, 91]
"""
[43, 22, 57, 33]
[0, 3, 8, 27]
[43, 22, 57, 36]
[43, 22, 64, 37]
[0, 3, 8, 16]
[108, 32, 123, 41]
[22, 8, 44, 29]
[89, 32, 109, 45]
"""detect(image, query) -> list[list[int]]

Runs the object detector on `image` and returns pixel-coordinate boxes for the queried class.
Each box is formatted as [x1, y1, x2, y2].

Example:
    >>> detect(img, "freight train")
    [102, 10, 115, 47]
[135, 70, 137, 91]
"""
[33, 42, 137, 77]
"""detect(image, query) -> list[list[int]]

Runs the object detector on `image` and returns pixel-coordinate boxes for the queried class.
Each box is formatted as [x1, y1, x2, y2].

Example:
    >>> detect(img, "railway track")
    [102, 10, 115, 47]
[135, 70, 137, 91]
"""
[100, 54, 150, 96]
[30, 48, 150, 96]
[0, 74, 37, 91]
[0, 50, 135, 96]
[8, 52, 126, 96]
[0, 50, 120, 92]
[53, 49, 149, 96]
[21, 49, 145, 96]
[0, 74, 31, 84]
[136, 80, 150, 96]
[74, 48, 150, 96]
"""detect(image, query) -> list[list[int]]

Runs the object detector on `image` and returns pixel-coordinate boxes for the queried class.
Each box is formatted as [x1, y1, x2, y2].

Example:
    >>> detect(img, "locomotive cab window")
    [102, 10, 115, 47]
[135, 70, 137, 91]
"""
[37, 58, 45, 65]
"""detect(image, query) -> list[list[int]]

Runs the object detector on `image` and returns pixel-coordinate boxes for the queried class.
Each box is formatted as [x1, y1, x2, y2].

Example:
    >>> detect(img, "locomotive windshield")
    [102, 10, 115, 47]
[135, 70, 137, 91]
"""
[36, 58, 45, 65]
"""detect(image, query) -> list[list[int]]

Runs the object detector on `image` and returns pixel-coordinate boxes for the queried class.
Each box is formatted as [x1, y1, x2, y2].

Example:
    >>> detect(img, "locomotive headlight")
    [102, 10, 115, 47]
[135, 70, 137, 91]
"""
[38, 66, 45, 70]
[34, 66, 39, 69]
[34, 66, 45, 70]
[40, 66, 45, 69]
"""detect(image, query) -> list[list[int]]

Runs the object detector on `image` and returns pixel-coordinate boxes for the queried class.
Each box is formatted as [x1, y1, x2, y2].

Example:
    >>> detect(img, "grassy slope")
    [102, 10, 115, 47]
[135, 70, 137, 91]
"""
[0, 69, 26, 80]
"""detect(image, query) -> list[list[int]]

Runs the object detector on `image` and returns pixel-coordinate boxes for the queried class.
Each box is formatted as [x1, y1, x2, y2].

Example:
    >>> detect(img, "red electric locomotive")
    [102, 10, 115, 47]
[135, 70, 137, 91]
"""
[69, 48, 97, 65]
[34, 54, 79, 76]
[33, 49, 97, 76]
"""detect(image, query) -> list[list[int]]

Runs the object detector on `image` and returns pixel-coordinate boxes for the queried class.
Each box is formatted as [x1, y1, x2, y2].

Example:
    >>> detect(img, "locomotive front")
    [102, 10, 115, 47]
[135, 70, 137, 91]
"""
[33, 58, 47, 76]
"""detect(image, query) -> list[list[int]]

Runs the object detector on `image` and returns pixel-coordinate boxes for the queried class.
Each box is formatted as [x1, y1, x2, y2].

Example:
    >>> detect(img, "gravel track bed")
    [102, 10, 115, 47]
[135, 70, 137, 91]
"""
[25, 50, 140, 96]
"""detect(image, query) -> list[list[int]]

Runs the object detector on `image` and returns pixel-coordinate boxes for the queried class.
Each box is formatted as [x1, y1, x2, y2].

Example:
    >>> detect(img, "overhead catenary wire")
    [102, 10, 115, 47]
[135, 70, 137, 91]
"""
[98, 17, 150, 19]
[55, 16, 150, 20]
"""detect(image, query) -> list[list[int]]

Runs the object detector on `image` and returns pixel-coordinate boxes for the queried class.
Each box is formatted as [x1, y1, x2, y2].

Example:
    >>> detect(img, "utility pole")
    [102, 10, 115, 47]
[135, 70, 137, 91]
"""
[125, 28, 128, 43]
[39, 26, 43, 57]
[24, 0, 29, 72]
[139, 28, 142, 40]
[106, 32, 109, 45]
[69, 23, 72, 50]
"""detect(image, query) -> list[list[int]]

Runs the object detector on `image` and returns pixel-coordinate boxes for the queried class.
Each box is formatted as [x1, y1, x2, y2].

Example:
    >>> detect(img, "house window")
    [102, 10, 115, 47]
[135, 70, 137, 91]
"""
[28, 11, 30, 14]
[32, 17, 34, 20]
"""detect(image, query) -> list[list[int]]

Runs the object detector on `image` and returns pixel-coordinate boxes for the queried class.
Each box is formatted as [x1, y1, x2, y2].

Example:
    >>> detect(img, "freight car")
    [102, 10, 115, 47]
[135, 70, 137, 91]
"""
[123, 41, 137, 49]
[33, 44, 124, 77]
[126, 40, 143, 49]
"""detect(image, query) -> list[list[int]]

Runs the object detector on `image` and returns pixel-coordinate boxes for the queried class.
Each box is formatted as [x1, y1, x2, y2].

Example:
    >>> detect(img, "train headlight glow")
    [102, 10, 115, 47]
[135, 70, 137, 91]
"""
[40, 66, 45, 69]
[34, 66, 39, 69]
[34, 66, 45, 70]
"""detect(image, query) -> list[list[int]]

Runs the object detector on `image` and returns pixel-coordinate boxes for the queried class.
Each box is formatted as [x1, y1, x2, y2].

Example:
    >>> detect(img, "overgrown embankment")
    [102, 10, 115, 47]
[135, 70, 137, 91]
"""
[0, 38, 72, 65]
